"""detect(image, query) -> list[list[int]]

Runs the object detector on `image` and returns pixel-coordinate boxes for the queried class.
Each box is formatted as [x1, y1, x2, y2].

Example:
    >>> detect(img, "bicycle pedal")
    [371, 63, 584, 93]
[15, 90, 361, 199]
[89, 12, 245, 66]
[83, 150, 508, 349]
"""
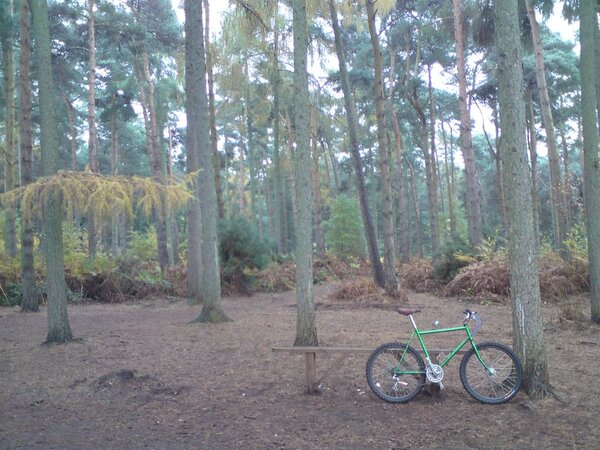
[438, 382, 445, 390]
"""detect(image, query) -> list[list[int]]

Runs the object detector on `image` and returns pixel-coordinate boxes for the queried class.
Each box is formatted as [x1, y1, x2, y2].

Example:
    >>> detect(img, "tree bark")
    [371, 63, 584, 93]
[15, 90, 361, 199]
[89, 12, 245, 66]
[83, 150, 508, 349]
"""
[62, 95, 78, 171]
[426, 64, 440, 259]
[185, 0, 230, 323]
[19, 0, 38, 313]
[272, 29, 286, 254]
[408, 80, 439, 260]
[203, 0, 225, 220]
[185, 1, 203, 304]
[392, 103, 409, 263]
[366, 0, 397, 294]
[1, 0, 17, 258]
[311, 107, 326, 259]
[292, 0, 318, 347]
[133, 57, 170, 271]
[386, 50, 409, 263]
[452, 0, 482, 246]
[440, 121, 457, 239]
[526, 89, 541, 250]
[496, 0, 549, 395]
[525, 0, 566, 250]
[329, 0, 385, 288]
[87, 0, 99, 258]
[31, 0, 73, 342]
[244, 59, 261, 234]
[580, 0, 600, 323]
[558, 121, 572, 232]
[408, 161, 424, 259]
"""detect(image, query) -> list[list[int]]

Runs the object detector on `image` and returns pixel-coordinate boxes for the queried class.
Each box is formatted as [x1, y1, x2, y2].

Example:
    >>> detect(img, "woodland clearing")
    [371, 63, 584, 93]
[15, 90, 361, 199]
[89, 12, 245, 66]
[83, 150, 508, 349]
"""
[1, 283, 598, 449]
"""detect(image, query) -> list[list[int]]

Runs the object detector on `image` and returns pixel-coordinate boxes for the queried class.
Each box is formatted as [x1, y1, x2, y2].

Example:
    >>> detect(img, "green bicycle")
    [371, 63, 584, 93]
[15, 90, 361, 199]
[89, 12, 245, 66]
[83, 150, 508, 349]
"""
[366, 308, 523, 404]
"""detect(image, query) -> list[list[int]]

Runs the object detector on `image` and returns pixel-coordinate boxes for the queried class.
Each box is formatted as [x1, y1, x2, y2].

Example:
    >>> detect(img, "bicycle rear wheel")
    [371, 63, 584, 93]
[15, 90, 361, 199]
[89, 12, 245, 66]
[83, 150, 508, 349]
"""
[366, 342, 425, 403]
[460, 342, 523, 404]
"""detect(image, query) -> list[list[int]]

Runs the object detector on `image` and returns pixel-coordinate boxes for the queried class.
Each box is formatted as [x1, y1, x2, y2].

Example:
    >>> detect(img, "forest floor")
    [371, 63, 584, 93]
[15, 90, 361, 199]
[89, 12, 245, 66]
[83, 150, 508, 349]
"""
[1, 283, 599, 449]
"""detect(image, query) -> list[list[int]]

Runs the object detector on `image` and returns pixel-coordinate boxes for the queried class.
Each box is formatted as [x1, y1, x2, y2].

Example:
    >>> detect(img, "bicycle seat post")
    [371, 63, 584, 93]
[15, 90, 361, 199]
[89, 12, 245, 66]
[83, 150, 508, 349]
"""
[397, 308, 422, 331]
[408, 314, 418, 331]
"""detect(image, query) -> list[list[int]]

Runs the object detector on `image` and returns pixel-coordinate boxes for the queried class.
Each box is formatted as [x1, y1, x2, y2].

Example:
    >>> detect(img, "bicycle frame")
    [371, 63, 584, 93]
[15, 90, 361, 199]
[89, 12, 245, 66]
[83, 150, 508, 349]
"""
[399, 315, 489, 372]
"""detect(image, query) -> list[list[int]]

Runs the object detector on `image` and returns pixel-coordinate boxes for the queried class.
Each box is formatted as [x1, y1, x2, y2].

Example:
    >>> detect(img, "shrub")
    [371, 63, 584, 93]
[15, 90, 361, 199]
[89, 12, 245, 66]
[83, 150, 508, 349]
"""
[443, 260, 510, 299]
[218, 218, 272, 293]
[399, 259, 444, 293]
[127, 228, 158, 262]
[563, 222, 588, 260]
[433, 240, 476, 281]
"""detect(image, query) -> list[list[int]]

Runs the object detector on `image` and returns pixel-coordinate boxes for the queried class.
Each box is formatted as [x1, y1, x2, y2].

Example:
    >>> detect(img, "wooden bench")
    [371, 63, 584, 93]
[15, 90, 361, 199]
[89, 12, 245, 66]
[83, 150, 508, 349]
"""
[272, 346, 468, 394]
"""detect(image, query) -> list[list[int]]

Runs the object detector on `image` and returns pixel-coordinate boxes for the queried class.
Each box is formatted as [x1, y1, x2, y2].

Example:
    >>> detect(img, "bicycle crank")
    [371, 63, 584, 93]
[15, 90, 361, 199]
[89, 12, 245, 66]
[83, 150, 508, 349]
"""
[426, 363, 444, 384]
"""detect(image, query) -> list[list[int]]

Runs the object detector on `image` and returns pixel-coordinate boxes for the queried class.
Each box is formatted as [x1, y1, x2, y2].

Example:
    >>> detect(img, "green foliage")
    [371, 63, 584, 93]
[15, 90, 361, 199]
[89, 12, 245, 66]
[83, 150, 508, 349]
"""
[0, 283, 23, 307]
[433, 240, 477, 282]
[126, 228, 159, 263]
[563, 222, 588, 259]
[326, 195, 366, 260]
[63, 226, 119, 278]
[476, 232, 508, 262]
[218, 218, 272, 291]
[0, 252, 23, 306]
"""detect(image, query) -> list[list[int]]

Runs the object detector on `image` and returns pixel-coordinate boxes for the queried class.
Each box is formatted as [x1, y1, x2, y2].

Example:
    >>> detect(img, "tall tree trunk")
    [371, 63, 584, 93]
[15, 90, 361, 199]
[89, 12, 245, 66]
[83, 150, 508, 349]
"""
[244, 59, 260, 234]
[408, 161, 424, 258]
[31, 0, 73, 343]
[87, 0, 99, 258]
[185, 0, 230, 323]
[387, 51, 409, 263]
[62, 95, 78, 171]
[527, 89, 541, 249]
[595, 8, 600, 131]
[311, 107, 325, 259]
[323, 138, 339, 194]
[408, 83, 439, 260]
[452, 0, 482, 246]
[366, 0, 397, 294]
[1, 0, 17, 258]
[285, 109, 297, 236]
[19, 0, 38, 313]
[133, 56, 170, 271]
[490, 101, 508, 237]
[329, 0, 385, 288]
[292, 0, 318, 347]
[525, 0, 566, 250]
[580, 0, 600, 324]
[441, 121, 457, 239]
[496, 0, 549, 395]
[558, 120, 572, 232]
[203, 0, 224, 220]
[272, 29, 286, 254]
[110, 96, 125, 257]
[185, 0, 205, 304]
[237, 144, 247, 217]
[426, 64, 440, 259]
[392, 104, 409, 263]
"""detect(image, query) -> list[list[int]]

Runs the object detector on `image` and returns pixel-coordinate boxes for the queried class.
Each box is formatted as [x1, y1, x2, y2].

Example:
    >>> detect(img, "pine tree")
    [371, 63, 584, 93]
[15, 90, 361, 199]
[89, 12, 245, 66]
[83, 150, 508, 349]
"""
[495, 0, 550, 395]
[31, 0, 73, 343]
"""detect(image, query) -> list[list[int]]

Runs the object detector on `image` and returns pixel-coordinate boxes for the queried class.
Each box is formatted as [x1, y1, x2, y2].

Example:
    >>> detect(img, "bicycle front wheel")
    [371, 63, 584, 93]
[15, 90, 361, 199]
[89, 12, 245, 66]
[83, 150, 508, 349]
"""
[366, 342, 425, 403]
[460, 342, 523, 404]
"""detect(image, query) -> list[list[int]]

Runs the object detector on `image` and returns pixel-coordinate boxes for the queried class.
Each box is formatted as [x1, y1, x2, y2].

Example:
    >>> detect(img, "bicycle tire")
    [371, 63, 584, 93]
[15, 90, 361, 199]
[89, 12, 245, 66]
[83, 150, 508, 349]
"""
[366, 342, 426, 403]
[459, 342, 523, 404]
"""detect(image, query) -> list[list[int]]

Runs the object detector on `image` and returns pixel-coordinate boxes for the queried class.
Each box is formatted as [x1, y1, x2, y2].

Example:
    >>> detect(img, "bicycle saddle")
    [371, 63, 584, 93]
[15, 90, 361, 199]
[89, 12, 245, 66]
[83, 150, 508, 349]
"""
[397, 307, 421, 316]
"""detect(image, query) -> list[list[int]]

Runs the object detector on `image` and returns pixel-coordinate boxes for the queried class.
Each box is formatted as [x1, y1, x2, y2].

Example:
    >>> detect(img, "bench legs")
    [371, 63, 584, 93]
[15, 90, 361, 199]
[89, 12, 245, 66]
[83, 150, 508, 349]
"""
[305, 352, 317, 394]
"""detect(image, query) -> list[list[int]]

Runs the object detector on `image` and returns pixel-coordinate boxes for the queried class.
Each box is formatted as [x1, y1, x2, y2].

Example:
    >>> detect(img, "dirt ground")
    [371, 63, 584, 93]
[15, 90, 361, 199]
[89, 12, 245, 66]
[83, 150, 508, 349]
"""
[1, 283, 599, 449]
